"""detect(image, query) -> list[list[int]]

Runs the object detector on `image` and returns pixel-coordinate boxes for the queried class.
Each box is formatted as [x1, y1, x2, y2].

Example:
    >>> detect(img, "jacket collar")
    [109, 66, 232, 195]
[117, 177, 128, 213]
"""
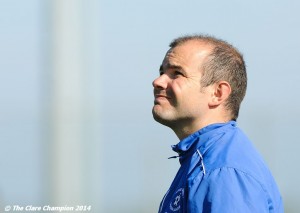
[171, 121, 236, 164]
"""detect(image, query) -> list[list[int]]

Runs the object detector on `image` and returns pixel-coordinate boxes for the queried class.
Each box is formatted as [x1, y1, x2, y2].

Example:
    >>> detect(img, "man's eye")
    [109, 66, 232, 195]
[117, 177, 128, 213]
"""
[174, 71, 183, 76]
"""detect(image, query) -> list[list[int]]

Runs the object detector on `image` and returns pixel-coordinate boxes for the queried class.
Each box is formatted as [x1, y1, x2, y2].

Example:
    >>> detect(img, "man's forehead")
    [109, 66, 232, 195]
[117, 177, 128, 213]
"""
[161, 49, 176, 65]
[166, 48, 174, 56]
[161, 51, 182, 68]
[163, 43, 211, 65]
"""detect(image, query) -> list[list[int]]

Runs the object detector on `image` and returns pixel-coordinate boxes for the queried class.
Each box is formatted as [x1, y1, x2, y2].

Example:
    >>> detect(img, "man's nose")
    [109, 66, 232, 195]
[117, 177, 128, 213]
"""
[152, 74, 168, 89]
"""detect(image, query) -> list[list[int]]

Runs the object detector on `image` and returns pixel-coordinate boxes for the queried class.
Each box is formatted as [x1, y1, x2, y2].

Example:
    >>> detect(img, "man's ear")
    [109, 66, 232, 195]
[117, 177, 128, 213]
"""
[208, 81, 232, 107]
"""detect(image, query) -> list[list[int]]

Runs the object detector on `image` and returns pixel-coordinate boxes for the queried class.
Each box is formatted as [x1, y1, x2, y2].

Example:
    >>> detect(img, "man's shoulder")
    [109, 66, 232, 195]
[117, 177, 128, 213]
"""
[188, 166, 283, 213]
[188, 127, 283, 212]
[195, 126, 277, 189]
[204, 127, 264, 172]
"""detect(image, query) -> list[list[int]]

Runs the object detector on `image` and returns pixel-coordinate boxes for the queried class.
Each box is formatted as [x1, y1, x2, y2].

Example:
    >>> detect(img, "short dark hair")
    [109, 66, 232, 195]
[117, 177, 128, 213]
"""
[170, 35, 247, 120]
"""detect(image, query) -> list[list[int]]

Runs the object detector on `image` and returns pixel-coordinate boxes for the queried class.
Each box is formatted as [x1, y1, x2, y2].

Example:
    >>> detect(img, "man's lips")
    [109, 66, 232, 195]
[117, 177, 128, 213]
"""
[154, 94, 171, 104]
[154, 94, 170, 99]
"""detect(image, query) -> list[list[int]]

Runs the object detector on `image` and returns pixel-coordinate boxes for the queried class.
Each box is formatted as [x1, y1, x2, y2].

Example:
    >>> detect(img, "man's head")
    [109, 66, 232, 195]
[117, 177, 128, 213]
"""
[152, 35, 247, 139]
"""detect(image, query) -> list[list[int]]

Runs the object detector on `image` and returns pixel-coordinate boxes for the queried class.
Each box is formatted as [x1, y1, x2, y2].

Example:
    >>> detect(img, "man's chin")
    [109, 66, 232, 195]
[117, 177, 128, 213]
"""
[152, 109, 173, 127]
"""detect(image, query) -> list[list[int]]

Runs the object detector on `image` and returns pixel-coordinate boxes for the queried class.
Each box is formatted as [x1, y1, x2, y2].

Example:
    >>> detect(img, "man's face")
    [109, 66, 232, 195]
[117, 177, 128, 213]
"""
[152, 41, 212, 129]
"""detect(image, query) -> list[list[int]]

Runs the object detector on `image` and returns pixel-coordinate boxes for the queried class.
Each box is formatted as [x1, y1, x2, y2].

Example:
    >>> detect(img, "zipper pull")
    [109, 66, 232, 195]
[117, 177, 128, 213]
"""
[168, 155, 179, 159]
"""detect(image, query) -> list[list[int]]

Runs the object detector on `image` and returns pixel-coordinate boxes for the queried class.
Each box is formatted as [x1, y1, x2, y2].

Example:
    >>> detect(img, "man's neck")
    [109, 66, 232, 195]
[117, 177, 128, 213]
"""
[172, 117, 232, 140]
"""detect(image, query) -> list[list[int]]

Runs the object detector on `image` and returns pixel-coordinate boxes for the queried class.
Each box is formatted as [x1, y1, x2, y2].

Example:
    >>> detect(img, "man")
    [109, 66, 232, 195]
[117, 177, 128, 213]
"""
[152, 35, 283, 213]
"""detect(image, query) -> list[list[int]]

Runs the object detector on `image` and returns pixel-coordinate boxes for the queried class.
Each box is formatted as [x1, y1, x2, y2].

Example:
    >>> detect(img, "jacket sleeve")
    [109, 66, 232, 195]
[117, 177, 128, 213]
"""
[187, 167, 271, 213]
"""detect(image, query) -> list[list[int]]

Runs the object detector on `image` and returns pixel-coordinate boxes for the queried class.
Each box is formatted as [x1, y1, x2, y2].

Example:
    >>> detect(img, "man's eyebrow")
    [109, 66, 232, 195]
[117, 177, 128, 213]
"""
[160, 63, 183, 71]
[167, 64, 183, 70]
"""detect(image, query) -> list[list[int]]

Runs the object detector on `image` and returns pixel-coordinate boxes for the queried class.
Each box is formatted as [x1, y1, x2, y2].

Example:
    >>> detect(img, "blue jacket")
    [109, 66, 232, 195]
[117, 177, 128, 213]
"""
[158, 121, 283, 213]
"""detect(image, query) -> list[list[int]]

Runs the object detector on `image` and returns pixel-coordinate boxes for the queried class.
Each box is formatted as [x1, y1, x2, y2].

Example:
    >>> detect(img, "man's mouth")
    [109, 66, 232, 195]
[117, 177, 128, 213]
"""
[155, 94, 169, 98]
[154, 94, 171, 104]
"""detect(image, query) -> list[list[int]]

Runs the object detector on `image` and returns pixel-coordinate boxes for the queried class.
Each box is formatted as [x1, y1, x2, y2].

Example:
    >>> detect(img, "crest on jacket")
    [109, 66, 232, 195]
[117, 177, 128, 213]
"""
[169, 188, 184, 212]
